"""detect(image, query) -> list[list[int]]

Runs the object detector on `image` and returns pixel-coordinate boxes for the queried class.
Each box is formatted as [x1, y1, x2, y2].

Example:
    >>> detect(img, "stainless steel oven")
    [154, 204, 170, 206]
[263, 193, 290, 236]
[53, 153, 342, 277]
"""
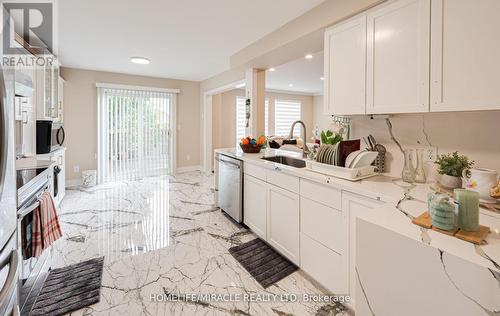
[16, 167, 52, 315]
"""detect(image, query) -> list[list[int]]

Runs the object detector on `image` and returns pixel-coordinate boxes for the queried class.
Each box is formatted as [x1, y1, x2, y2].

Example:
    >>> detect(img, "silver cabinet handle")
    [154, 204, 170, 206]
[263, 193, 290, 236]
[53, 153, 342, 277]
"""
[21, 111, 28, 124]
[0, 250, 19, 306]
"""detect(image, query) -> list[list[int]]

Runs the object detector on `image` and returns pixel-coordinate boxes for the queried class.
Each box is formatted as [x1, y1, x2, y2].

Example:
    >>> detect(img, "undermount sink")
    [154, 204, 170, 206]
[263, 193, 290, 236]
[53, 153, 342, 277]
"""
[261, 156, 306, 168]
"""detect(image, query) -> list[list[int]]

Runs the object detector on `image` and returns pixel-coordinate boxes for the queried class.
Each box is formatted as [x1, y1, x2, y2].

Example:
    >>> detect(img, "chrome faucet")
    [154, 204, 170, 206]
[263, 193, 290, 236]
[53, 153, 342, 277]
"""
[288, 120, 310, 159]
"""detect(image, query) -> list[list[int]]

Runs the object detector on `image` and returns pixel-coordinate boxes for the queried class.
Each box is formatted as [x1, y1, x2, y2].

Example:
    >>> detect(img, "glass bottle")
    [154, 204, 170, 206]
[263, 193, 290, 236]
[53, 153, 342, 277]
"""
[414, 149, 426, 183]
[402, 149, 416, 183]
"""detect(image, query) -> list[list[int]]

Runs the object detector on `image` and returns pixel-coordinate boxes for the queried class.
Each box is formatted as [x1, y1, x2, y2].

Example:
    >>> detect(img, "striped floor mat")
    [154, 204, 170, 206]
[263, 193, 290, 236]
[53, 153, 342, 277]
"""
[229, 239, 298, 288]
[30, 257, 104, 316]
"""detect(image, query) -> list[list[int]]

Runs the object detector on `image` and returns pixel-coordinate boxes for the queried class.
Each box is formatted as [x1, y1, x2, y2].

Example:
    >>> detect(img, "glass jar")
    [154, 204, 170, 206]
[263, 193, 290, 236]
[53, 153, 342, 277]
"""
[402, 149, 416, 183]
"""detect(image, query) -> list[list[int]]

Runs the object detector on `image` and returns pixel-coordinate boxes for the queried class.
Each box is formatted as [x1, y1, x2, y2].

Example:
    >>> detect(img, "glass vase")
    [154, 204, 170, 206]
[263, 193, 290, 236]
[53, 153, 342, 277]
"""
[402, 149, 416, 183]
[414, 149, 426, 183]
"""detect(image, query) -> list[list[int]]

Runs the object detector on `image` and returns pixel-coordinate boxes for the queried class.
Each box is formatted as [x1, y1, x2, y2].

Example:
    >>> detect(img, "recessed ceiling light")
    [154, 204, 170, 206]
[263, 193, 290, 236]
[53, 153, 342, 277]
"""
[269, 67, 276, 72]
[288, 83, 294, 87]
[320, 77, 325, 81]
[235, 83, 246, 88]
[130, 57, 150, 65]
[305, 54, 313, 60]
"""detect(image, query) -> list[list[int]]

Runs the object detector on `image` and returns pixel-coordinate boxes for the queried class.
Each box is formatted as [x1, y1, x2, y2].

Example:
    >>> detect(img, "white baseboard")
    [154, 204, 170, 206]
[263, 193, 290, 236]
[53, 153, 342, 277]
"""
[65, 179, 82, 188]
[176, 165, 202, 174]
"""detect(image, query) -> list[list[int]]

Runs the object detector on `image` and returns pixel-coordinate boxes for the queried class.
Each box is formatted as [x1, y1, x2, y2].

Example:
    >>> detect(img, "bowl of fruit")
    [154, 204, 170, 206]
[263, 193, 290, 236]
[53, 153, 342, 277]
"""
[239, 136, 266, 153]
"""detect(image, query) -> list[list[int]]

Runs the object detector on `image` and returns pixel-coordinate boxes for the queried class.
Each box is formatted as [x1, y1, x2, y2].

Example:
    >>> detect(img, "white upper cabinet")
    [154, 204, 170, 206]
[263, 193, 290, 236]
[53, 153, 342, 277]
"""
[430, 0, 500, 112]
[324, 16, 367, 115]
[366, 0, 430, 114]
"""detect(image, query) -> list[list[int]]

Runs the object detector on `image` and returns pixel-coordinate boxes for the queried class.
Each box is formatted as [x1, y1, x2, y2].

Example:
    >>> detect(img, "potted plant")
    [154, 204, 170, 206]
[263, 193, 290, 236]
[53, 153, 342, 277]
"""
[435, 151, 474, 189]
[320, 130, 342, 145]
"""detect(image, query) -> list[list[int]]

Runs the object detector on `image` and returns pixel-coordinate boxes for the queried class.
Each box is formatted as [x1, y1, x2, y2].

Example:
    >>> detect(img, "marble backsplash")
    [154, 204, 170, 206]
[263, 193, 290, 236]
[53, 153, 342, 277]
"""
[349, 111, 500, 179]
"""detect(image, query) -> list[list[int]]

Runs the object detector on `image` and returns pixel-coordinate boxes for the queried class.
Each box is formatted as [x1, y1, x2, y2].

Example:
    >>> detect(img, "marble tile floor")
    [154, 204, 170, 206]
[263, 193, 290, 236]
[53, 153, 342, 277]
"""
[50, 172, 347, 316]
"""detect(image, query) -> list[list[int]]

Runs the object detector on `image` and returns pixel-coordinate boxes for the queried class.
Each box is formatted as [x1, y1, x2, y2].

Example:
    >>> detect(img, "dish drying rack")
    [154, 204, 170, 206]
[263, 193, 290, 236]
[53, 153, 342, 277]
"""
[306, 160, 377, 181]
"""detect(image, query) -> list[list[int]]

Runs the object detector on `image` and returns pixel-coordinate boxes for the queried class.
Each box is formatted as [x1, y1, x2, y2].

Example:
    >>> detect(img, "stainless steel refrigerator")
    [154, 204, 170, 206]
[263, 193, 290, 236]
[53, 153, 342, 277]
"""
[0, 65, 20, 315]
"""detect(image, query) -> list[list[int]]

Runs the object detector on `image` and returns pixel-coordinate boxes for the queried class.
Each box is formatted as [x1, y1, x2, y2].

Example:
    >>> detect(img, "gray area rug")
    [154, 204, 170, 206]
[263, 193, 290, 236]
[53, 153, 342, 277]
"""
[30, 257, 104, 316]
[229, 238, 298, 288]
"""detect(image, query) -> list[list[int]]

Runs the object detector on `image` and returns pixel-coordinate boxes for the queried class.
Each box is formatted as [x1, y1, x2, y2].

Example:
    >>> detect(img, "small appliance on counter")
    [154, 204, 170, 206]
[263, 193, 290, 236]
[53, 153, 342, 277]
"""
[36, 120, 53, 154]
[36, 120, 66, 154]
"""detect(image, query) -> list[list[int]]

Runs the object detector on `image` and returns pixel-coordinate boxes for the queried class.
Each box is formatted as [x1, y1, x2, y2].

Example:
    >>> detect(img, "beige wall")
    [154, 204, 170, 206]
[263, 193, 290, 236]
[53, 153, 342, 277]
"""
[351, 111, 500, 178]
[212, 89, 314, 153]
[313, 94, 335, 132]
[61, 67, 201, 182]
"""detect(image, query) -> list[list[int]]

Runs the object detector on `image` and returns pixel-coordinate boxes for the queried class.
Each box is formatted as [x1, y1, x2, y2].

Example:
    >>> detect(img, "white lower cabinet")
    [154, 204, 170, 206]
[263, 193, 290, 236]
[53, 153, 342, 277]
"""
[300, 233, 346, 295]
[342, 191, 384, 305]
[243, 174, 267, 240]
[300, 191, 348, 295]
[267, 184, 300, 265]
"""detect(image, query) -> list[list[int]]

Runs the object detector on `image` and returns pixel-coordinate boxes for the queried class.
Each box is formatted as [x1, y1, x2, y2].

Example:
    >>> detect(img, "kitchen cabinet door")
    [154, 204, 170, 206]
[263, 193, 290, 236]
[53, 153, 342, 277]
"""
[430, 0, 500, 112]
[324, 15, 367, 115]
[57, 76, 64, 123]
[366, 0, 430, 114]
[267, 184, 300, 265]
[342, 192, 383, 306]
[21, 104, 36, 156]
[244, 174, 267, 240]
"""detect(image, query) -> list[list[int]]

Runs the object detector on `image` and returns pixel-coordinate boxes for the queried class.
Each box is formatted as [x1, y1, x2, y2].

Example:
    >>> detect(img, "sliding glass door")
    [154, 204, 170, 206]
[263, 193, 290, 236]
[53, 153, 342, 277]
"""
[97, 86, 176, 183]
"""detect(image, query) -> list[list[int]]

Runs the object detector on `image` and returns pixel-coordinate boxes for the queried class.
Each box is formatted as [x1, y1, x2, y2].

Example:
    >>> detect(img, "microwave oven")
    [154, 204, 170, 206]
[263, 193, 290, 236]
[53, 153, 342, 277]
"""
[36, 120, 65, 154]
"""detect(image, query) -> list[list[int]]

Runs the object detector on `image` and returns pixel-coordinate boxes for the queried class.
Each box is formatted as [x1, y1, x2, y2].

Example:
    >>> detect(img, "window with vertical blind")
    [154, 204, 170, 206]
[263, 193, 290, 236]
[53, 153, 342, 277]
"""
[97, 84, 177, 183]
[274, 99, 301, 137]
[236, 96, 246, 144]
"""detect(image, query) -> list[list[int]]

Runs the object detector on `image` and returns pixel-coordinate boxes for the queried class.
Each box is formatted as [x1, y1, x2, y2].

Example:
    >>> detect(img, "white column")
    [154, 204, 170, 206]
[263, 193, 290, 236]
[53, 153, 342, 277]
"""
[245, 68, 266, 137]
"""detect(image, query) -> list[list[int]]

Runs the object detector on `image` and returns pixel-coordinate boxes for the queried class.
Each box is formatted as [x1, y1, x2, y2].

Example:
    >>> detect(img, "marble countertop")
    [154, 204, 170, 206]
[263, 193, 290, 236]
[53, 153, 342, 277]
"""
[215, 147, 500, 272]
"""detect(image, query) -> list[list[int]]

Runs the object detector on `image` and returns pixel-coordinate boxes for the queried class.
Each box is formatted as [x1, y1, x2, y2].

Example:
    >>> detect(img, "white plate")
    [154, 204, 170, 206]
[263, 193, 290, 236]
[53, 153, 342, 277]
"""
[350, 151, 379, 169]
[345, 150, 364, 168]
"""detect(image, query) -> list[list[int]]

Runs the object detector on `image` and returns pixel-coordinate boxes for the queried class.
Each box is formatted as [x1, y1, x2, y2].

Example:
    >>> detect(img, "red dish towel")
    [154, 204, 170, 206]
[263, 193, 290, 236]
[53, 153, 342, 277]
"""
[32, 192, 63, 257]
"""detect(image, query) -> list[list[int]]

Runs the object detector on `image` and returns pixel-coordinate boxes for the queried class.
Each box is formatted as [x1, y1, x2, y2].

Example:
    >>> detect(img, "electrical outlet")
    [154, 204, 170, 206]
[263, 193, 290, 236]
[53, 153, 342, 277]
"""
[407, 146, 438, 162]
[421, 146, 438, 162]
[73, 165, 80, 173]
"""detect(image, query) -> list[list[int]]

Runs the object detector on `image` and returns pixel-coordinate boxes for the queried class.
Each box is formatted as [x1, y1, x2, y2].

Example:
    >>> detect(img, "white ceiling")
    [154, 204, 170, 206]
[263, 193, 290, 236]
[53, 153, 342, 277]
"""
[266, 51, 323, 95]
[57, 0, 324, 81]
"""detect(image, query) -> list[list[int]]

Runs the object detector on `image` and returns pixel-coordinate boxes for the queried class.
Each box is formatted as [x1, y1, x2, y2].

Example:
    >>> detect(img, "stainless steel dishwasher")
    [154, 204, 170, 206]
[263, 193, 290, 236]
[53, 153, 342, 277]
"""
[215, 153, 243, 223]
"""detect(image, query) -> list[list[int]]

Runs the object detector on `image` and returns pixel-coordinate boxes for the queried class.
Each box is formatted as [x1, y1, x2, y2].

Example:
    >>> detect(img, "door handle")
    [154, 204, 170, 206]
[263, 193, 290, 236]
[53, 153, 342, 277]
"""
[0, 250, 19, 307]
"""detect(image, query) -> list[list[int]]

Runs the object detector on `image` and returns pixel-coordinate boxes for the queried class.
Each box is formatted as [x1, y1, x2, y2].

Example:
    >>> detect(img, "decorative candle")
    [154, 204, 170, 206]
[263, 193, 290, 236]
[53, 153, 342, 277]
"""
[454, 189, 480, 232]
[429, 194, 456, 231]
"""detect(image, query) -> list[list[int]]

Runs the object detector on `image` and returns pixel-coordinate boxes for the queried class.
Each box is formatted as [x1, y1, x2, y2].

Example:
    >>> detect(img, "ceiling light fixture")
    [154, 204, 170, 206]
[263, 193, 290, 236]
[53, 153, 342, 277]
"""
[305, 54, 313, 60]
[288, 83, 294, 87]
[320, 77, 325, 81]
[130, 57, 151, 65]
[269, 67, 276, 72]
[235, 83, 246, 89]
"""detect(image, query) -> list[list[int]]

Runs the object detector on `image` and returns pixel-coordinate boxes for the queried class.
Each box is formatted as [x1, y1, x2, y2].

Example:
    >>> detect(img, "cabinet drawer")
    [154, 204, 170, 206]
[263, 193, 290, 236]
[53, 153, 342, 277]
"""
[244, 163, 266, 181]
[300, 179, 341, 209]
[266, 169, 299, 194]
[301, 233, 347, 294]
[301, 197, 345, 254]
